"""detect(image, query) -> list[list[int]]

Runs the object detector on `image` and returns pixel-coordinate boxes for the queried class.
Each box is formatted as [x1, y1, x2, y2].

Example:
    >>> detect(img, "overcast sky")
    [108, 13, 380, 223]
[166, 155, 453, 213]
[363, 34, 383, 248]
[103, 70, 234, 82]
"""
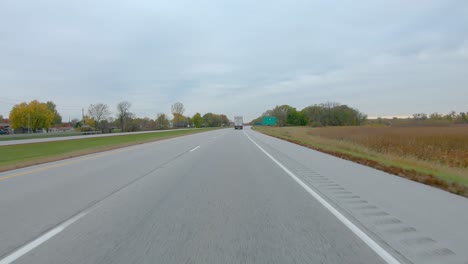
[0, 0, 467, 121]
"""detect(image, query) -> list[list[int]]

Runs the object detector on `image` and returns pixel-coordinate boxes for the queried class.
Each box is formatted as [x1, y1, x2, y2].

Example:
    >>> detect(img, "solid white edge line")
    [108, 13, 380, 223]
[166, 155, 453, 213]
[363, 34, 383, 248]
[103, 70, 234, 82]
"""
[0, 212, 88, 264]
[190, 145, 200, 152]
[243, 130, 401, 264]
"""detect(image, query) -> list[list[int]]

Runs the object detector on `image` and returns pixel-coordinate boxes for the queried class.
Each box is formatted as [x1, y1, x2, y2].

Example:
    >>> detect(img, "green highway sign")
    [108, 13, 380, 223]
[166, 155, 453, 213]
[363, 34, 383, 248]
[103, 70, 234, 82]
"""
[262, 116, 276, 126]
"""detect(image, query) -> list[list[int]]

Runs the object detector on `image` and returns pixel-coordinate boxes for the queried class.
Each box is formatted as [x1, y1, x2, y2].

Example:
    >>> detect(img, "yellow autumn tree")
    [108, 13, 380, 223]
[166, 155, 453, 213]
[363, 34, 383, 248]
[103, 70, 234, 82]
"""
[9, 100, 55, 131]
[82, 115, 96, 128]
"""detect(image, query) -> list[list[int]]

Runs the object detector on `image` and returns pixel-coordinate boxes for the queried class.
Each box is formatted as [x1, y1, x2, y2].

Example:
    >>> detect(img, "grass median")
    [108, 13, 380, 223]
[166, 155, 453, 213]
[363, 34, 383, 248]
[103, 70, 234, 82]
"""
[254, 126, 468, 197]
[0, 128, 218, 172]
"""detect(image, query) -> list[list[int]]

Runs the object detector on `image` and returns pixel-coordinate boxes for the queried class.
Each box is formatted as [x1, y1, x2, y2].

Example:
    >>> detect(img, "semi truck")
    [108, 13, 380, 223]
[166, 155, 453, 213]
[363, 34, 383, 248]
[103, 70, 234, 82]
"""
[234, 116, 243, 130]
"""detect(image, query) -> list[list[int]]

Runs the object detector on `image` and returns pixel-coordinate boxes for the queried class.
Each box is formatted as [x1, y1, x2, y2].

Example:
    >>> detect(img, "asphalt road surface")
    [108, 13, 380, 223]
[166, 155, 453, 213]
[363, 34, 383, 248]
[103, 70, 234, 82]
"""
[0, 127, 466, 264]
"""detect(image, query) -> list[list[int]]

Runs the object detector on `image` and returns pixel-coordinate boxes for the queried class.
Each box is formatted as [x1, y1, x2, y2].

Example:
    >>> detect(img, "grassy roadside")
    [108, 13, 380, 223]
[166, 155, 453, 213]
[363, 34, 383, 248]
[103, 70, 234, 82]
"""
[0, 128, 218, 172]
[253, 126, 468, 197]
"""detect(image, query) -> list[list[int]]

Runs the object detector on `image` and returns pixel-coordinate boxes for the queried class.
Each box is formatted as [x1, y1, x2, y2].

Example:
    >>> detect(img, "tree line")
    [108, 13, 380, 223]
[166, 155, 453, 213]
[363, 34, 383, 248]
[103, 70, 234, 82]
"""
[251, 102, 467, 127]
[6, 100, 230, 133]
[370, 111, 468, 126]
[251, 102, 367, 127]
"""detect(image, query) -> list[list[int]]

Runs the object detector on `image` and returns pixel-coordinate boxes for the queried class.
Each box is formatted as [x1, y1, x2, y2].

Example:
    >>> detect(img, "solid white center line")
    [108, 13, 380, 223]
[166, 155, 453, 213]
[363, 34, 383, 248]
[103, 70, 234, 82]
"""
[190, 145, 200, 152]
[243, 130, 401, 264]
[0, 211, 88, 264]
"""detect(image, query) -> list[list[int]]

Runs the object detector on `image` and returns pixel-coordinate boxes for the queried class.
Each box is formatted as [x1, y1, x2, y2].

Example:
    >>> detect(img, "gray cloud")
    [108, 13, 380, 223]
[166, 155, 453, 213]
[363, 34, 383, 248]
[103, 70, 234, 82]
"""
[1, 0, 467, 121]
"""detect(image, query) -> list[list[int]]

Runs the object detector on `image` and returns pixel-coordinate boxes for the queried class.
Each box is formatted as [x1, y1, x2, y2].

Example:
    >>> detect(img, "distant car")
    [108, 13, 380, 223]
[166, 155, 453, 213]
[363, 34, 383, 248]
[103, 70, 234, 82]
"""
[0, 130, 8, 135]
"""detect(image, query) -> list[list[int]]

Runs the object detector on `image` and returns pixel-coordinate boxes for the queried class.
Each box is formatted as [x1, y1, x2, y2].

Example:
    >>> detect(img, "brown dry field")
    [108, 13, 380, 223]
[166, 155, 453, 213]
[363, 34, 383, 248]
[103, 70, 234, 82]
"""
[254, 126, 468, 197]
[305, 126, 467, 168]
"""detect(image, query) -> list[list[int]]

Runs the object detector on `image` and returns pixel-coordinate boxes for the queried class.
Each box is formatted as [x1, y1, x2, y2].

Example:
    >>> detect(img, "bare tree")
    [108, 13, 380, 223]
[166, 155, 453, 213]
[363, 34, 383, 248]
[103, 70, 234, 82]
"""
[116, 101, 133, 131]
[88, 103, 110, 130]
[171, 102, 185, 128]
[171, 102, 185, 116]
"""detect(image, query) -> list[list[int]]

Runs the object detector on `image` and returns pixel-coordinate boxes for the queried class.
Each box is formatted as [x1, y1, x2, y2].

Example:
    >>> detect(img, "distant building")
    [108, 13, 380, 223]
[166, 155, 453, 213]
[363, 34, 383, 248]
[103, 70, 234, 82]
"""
[49, 123, 74, 133]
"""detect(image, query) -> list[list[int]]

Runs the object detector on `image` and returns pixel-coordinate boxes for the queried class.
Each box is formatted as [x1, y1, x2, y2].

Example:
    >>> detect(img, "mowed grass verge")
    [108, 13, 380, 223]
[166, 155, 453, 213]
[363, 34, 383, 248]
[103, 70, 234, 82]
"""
[0, 128, 218, 172]
[254, 126, 468, 197]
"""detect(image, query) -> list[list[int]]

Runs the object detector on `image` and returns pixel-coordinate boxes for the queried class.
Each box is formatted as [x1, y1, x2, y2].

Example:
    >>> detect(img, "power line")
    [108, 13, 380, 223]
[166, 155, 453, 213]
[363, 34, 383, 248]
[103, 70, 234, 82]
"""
[0, 100, 16, 105]
[0, 97, 24, 102]
[0, 97, 82, 110]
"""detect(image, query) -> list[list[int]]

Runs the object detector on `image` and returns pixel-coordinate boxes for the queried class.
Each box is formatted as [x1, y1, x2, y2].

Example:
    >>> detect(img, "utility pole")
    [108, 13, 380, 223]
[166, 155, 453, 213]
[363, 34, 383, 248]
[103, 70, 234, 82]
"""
[28, 113, 30, 134]
[82, 108, 85, 124]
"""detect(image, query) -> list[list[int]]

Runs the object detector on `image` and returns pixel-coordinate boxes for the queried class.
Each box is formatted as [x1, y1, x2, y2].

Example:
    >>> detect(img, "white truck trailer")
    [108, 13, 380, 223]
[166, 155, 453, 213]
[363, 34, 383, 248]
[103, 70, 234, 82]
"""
[234, 116, 243, 130]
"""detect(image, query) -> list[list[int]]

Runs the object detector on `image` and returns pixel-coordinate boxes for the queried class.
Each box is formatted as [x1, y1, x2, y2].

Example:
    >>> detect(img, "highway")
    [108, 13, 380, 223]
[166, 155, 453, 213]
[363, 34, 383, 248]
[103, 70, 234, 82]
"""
[0, 127, 466, 264]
